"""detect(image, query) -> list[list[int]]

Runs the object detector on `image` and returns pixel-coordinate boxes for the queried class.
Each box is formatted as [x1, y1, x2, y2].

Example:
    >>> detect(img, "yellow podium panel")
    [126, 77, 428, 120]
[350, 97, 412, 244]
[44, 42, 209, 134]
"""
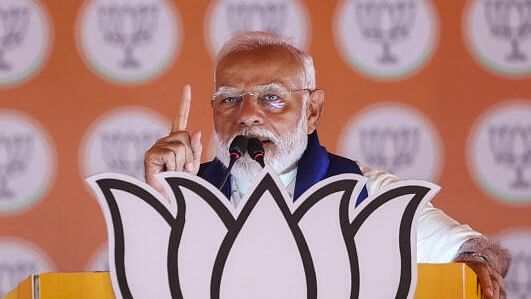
[415, 263, 482, 299]
[3, 263, 481, 299]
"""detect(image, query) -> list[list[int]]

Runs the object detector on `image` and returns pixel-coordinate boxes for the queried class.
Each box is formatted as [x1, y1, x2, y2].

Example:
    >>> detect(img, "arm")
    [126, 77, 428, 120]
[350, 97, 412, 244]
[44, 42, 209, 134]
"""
[144, 85, 203, 194]
[359, 163, 511, 299]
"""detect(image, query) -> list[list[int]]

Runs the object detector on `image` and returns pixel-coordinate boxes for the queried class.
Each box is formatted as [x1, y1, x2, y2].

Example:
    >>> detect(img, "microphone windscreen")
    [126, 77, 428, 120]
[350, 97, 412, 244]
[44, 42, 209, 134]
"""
[247, 138, 265, 159]
[229, 135, 248, 159]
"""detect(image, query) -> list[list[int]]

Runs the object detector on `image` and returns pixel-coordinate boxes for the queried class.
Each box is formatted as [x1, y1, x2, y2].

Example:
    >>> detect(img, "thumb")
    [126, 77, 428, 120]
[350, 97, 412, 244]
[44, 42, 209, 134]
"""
[190, 131, 202, 173]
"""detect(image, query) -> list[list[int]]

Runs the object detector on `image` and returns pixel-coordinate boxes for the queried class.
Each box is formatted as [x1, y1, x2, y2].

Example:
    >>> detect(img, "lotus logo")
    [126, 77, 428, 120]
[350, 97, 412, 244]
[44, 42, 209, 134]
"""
[360, 127, 419, 173]
[98, 4, 158, 69]
[496, 230, 531, 299]
[485, 0, 531, 62]
[206, 0, 309, 58]
[465, 0, 531, 76]
[0, 134, 33, 199]
[355, 0, 416, 65]
[0, 6, 30, 71]
[334, 0, 438, 80]
[489, 125, 531, 189]
[77, 0, 181, 84]
[81, 107, 168, 182]
[0, 0, 50, 87]
[468, 101, 531, 204]
[226, 3, 287, 35]
[87, 169, 439, 298]
[0, 111, 55, 215]
[339, 103, 442, 181]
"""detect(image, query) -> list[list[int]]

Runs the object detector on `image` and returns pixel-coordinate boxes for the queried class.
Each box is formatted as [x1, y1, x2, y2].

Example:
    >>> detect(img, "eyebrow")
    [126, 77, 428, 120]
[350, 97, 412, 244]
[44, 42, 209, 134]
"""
[214, 83, 284, 95]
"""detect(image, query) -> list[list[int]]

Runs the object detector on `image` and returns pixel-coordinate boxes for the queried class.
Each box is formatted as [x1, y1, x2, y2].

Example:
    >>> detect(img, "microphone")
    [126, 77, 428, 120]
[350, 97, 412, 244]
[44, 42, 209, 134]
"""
[219, 135, 248, 190]
[247, 138, 265, 168]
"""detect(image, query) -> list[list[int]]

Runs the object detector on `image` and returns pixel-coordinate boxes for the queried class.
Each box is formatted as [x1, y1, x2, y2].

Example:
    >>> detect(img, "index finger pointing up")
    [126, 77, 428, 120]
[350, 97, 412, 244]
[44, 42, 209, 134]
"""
[172, 84, 191, 132]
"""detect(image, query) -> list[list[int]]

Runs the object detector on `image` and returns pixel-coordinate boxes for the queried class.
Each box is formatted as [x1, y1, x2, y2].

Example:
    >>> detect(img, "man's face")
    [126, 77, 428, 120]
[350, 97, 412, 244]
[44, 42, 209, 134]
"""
[212, 46, 314, 174]
[213, 46, 308, 150]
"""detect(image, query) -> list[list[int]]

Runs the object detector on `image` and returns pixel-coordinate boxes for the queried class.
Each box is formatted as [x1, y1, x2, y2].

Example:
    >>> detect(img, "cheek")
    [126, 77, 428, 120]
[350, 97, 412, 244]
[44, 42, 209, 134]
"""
[214, 113, 241, 141]
[266, 112, 303, 134]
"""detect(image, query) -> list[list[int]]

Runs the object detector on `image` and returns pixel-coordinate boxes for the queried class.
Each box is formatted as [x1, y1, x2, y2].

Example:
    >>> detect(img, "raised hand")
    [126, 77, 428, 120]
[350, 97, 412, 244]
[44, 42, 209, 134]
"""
[144, 85, 203, 192]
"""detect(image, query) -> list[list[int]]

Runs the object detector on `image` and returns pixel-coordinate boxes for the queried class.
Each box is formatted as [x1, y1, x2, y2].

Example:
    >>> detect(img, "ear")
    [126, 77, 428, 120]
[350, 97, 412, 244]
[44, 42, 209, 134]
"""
[305, 89, 324, 134]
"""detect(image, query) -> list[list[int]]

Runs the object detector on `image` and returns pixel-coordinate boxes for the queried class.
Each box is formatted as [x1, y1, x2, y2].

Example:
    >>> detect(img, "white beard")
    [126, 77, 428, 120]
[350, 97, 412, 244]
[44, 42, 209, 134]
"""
[214, 115, 308, 183]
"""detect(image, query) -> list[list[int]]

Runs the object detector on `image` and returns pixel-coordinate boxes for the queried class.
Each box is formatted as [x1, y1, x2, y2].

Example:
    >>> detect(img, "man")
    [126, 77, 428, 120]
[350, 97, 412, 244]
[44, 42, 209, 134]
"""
[145, 31, 510, 298]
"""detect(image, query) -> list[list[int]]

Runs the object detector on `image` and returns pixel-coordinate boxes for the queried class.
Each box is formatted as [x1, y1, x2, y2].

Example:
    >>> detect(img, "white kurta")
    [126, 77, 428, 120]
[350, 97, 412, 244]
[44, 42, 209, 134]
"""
[231, 164, 482, 263]
[360, 164, 482, 263]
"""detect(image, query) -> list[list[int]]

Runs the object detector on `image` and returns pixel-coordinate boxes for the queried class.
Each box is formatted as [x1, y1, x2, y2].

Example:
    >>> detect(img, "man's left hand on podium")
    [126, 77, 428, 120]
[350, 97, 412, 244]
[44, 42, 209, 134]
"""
[463, 260, 506, 299]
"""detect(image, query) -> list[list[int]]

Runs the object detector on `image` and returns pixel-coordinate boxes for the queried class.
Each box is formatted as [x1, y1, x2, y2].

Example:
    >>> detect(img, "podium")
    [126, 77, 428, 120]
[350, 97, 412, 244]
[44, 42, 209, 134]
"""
[3, 263, 481, 299]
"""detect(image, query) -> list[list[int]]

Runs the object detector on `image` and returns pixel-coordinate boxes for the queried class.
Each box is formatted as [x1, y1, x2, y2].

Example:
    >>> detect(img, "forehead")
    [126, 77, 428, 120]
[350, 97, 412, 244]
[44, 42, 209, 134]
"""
[215, 46, 304, 89]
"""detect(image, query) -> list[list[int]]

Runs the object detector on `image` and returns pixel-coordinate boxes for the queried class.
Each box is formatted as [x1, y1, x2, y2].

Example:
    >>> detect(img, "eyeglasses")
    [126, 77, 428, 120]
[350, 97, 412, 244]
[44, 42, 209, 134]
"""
[211, 86, 313, 113]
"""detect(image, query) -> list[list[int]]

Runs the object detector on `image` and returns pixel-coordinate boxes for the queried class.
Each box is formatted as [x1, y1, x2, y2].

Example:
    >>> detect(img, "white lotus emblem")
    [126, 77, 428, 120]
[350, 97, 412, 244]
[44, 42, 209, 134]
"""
[86, 168, 439, 299]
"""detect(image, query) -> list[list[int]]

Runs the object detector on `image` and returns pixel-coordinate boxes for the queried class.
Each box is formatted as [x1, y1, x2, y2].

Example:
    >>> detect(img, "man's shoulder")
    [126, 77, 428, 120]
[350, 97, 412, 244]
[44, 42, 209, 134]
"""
[327, 152, 358, 166]
[325, 151, 364, 174]
[326, 151, 399, 194]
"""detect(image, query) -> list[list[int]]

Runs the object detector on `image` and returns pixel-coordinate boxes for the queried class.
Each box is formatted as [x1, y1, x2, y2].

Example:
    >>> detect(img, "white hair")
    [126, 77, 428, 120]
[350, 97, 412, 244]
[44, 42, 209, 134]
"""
[214, 31, 316, 90]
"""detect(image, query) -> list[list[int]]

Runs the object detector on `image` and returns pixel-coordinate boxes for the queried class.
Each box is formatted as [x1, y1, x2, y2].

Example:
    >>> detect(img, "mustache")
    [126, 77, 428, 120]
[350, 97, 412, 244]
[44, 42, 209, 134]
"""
[227, 127, 279, 146]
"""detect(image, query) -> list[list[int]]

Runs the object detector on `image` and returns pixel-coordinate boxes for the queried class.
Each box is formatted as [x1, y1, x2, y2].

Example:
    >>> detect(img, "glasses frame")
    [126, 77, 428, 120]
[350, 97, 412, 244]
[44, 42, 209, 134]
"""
[210, 87, 317, 113]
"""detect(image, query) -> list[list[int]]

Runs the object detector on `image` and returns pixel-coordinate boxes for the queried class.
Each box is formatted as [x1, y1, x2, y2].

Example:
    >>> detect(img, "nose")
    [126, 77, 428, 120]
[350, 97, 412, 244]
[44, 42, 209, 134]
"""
[237, 96, 264, 127]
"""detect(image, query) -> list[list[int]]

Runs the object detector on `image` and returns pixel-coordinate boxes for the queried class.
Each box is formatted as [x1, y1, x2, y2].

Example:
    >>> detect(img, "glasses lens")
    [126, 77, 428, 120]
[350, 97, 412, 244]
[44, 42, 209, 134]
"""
[213, 94, 242, 111]
[256, 89, 286, 111]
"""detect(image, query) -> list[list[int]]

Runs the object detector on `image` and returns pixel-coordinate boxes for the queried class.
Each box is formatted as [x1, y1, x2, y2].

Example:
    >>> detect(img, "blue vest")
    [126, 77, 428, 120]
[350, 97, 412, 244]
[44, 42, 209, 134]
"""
[198, 132, 368, 206]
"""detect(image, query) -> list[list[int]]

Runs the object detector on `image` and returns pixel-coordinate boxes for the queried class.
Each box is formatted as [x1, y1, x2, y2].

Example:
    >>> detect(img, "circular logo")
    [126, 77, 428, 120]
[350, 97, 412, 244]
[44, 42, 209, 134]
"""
[495, 229, 531, 298]
[338, 102, 442, 181]
[205, 0, 310, 57]
[0, 0, 52, 88]
[467, 100, 531, 204]
[0, 238, 54, 298]
[85, 243, 109, 271]
[334, 0, 439, 80]
[0, 110, 55, 215]
[464, 0, 531, 77]
[81, 106, 169, 180]
[77, 0, 181, 84]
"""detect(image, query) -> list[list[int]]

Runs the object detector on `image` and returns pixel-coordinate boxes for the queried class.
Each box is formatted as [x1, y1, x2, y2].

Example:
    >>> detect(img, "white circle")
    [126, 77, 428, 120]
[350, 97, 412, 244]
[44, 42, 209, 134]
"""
[0, 238, 55, 298]
[496, 229, 531, 298]
[81, 106, 169, 180]
[0, 110, 55, 215]
[77, 0, 181, 84]
[467, 100, 531, 205]
[0, 0, 52, 87]
[464, 0, 531, 77]
[338, 102, 442, 181]
[334, 0, 439, 80]
[85, 243, 109, 272]
[205, 0, 311, 58]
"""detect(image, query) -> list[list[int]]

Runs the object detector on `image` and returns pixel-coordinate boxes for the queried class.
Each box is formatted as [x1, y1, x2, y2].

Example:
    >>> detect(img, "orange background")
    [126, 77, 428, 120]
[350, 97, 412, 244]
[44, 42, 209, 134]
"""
[0, 0, 530, 272]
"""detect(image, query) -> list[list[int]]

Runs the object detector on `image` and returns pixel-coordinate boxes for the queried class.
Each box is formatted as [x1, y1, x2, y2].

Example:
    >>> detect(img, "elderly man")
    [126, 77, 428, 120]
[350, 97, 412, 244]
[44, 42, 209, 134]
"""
[145, 31, 510, 298]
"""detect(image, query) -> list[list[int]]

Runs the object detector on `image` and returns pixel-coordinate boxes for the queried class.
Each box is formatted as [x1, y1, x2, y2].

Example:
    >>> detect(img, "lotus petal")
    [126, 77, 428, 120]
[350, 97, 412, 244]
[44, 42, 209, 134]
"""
[293, 174, 367, 298]
[86, 173, 178, 299]
[212, 172, 315, 299]
[347, 180, 440, 299]
[161, 173, 235, 299]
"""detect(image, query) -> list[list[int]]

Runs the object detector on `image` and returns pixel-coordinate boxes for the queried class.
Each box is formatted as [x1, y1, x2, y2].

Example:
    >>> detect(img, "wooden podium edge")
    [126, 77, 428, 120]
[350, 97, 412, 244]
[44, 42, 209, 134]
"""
[2, 263, 482, 299]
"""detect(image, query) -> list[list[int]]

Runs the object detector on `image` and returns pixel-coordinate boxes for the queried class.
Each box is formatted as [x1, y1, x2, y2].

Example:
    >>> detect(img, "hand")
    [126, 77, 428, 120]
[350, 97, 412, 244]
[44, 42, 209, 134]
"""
[464, 261, 506, 299]
[144, 84, 203, 193]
